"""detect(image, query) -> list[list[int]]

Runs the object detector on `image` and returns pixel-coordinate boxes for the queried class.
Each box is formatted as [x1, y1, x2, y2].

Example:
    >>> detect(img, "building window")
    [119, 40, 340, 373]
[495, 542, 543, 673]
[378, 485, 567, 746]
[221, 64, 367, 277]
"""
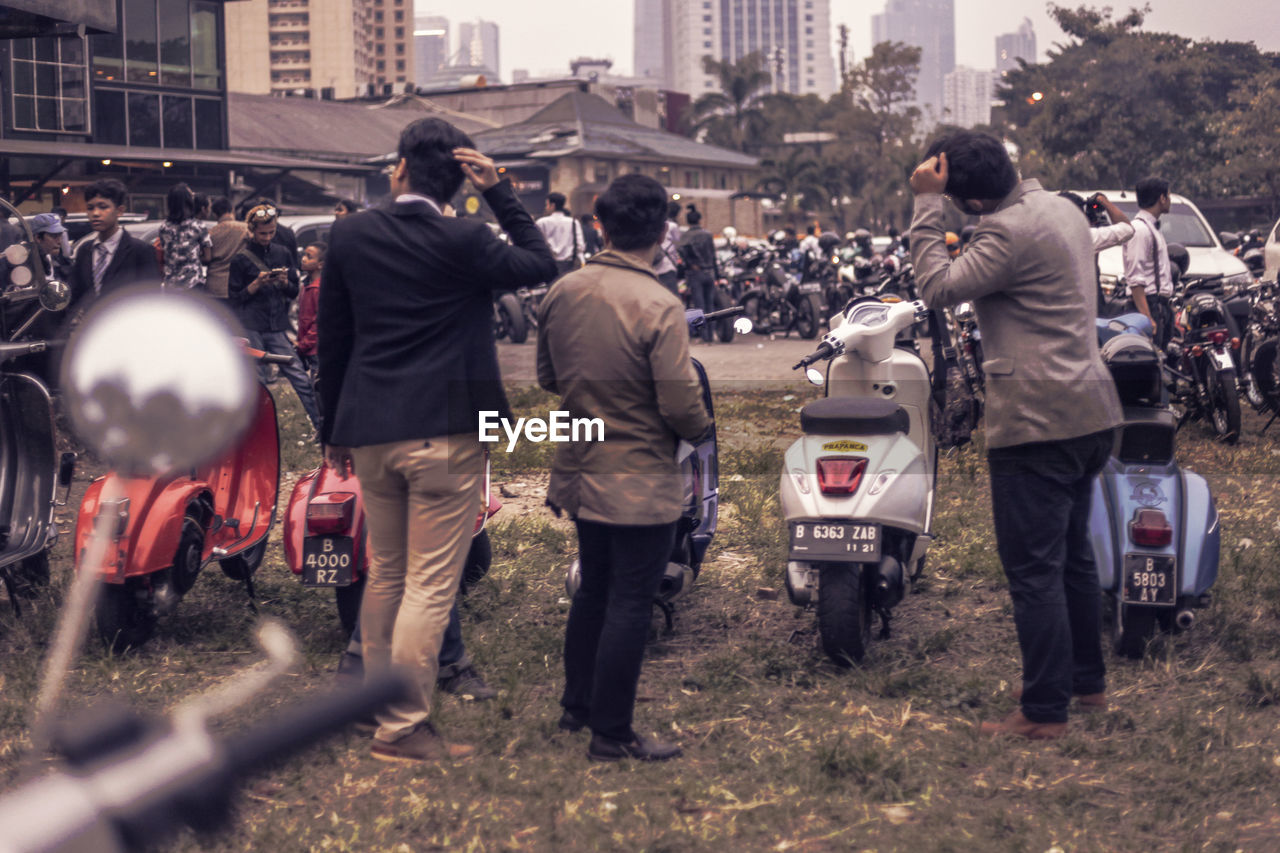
[806, 53, 813, 60]
[375, 10, 383, 21]
[703, 27, 711, 35]
[395, 27, 404, 38]
[594, 164, 609, 183]
[375, 27, 384, 38]
[704, 41, 712, 48]
[805, 27, 813, 35]
[395, 59, 404, 71]
[684, 171, 701, 189]
[805, 13, 812, 21]
[9, 36, 90, 133]
[376, 44, 384, 55]
[658, 165, 671, 185]
[703, 14, 711, 21]
[395, 44, 403, 55]
[394, 10, 403, 21]
[377, 60, 385, 71]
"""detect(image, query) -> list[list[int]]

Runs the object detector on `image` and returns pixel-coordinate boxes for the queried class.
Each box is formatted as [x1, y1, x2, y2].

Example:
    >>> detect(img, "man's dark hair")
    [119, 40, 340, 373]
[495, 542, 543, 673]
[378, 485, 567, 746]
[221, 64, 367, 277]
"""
[594, 174, 668, 251]
[336, 198, 362, 214]
[397, 117, 473, 204]
[1057, 190, 1086, 212]
[667, 201, 681, 220]
[685, 203, 702, 226]
[806, 224, 816, 235]
[306, 241, 328, 261]
[165, 182, 197, 224]
[924, 130, 1018, 202]
[52, 206, 67, 220]
[210, 196, 233, 218]
[547, 192, 567, 211]
[84, 179, 128, 208]
[1135, 176, 1170, 209]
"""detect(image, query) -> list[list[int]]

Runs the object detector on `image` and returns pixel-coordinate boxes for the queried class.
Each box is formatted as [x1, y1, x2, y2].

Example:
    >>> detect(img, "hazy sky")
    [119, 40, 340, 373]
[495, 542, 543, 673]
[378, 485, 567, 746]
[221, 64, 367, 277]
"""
[415, 0, 1280, 80]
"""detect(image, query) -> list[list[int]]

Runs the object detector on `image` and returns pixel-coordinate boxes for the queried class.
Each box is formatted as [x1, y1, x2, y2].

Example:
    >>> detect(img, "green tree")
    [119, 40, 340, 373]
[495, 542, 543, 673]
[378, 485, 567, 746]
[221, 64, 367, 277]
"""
[1213, 68, 1280, 219]
[758, 148, 826, 226]
[689, 52, 774, 152]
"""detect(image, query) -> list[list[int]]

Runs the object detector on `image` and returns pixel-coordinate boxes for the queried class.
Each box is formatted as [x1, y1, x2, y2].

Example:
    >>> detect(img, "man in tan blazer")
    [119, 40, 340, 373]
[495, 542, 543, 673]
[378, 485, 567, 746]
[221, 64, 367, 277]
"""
[908, 130, 1123, 740]
[537, 174, 710, 762]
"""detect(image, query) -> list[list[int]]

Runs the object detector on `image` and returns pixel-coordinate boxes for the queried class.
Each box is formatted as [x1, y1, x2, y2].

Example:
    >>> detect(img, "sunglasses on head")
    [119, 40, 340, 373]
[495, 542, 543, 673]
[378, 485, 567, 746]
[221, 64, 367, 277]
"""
[248, 205, 278, 223]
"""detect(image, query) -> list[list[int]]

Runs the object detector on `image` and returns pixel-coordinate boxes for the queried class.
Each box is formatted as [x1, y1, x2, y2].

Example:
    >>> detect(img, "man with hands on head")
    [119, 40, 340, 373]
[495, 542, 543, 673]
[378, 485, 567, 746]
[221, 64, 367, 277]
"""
[907, 131, 1122, 740]
[318, 119, 555, 764]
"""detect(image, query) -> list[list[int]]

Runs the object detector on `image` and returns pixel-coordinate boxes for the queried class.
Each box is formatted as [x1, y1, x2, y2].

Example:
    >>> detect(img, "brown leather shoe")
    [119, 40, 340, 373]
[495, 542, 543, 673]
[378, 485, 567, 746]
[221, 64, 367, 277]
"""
[370, 721, 475, 763]
[979, 710, 1067, 740]
[1011, 687, 1108, 712]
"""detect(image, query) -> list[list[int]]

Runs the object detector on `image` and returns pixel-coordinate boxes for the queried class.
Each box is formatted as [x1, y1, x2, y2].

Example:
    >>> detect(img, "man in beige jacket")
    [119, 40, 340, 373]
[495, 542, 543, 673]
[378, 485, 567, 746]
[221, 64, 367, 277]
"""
[537, 174, 710, 762]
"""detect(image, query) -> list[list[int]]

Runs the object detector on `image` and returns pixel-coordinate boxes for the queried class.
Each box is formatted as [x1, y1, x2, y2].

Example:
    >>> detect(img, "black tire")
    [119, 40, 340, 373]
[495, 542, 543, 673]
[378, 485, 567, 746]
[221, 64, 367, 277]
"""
[95, 581, 157, 653]
[220, 537, 267, 581]
[1112, 601, 1157, 659]
[497, 293, 527, 344]
[742, 296, 767, 333]
[795, 294, 819, 340]
[817, 563, 871, 666]
[713, 290, 736, 343]
[1207, 369, 1241, 443]
[461, 529, 492, 595]
[335, 574, 365, 638]
[171, 512, 205, 594]
[5, 552, 50, 599]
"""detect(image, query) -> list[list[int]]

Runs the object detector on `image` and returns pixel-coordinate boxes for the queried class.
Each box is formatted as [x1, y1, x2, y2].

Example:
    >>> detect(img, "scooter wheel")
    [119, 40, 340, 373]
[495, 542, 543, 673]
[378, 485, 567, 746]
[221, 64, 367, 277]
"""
[95, 582, 156, 653]
[817, 563, 871, 666]
[1112, 602, 1157, 659]
[335, 575, 365, 638]
[460, 530, 492, 595]
[4, 552, 50, 599]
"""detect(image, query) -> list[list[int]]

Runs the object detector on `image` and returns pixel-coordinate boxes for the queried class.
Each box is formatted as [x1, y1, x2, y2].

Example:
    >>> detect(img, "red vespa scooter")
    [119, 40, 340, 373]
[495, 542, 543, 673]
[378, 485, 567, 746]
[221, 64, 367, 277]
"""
[75, 344, 290, 651]
[282, 458, 500, 635]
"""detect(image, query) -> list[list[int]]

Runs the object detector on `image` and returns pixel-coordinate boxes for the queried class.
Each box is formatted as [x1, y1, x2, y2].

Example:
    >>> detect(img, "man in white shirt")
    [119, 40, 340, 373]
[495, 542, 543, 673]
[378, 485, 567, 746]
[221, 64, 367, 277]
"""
[1122, 177, 1174, 346]
[536, 192, 585, 278]
[653, 202, 683, 295]
[798, 224, 821, 256]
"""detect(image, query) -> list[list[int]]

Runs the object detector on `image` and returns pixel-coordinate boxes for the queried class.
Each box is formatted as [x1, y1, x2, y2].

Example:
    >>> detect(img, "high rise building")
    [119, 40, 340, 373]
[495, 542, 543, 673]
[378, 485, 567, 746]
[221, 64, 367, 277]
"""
[634, 0, 673, 88]
[225, 0, 415, 97]
[995, 17, 1036, 75]
[457, 19, 500, 82]
[669, 0, 838, 99]
[943, 66, 994, 128]
[871, 0, 955, 125]
[415, 15, 449, 84]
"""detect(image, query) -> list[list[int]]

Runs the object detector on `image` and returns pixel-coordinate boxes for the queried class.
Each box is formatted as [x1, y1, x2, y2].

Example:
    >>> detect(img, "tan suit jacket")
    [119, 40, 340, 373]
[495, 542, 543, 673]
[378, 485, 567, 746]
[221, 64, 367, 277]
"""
[910, 179, 1122, 449]
[537, 249, 711, 525]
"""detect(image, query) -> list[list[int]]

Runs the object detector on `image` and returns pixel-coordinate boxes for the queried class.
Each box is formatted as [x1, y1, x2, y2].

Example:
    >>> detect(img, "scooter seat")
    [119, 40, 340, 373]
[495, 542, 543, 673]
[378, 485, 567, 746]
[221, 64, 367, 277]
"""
[800, 396, 910, 436]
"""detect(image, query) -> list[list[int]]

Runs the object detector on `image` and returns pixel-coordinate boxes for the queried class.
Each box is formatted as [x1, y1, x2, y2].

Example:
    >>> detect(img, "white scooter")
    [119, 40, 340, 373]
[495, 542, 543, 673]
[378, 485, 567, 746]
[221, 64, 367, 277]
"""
[781, 296, 937, 665]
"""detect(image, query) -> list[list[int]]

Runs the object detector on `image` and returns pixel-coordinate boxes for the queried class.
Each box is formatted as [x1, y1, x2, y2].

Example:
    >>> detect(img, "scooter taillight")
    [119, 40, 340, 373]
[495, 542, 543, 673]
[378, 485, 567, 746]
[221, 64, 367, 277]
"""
[1129, 508, 1173, 547]
[307, 492, 356, 535]
[816, 457, 868, 495]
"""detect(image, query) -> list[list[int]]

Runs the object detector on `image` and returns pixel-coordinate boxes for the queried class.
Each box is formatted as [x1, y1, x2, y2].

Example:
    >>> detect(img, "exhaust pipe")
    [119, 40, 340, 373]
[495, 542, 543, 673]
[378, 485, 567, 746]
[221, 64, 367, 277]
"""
[1175, 609, 1195, 630]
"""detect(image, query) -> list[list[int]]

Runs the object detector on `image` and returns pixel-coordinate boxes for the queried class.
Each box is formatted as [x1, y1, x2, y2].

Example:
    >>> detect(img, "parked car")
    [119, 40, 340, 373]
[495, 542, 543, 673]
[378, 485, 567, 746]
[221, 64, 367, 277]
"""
[1073, 189, 1252, 300]
[278, 214, 334, 262]
[69, 220, 165, 260]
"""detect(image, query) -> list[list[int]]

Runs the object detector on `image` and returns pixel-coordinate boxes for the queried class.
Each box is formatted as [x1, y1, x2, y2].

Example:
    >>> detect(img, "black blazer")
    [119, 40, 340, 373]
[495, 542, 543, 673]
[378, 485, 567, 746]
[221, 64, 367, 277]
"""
[71, 230, 159, 308]
[318, 180, 556, 446]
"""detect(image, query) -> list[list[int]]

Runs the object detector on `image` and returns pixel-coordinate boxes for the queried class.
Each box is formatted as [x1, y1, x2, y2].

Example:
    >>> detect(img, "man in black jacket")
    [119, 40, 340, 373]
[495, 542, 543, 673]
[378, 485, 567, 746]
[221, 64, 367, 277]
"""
[319, 118, 555, 763]
[70, 179, 157, 310]
[227, 204, 321, 432]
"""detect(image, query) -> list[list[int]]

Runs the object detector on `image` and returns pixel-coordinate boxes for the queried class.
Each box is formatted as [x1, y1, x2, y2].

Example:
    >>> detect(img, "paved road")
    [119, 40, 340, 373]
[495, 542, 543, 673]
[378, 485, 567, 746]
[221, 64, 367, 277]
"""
[497, 330, 823, 388]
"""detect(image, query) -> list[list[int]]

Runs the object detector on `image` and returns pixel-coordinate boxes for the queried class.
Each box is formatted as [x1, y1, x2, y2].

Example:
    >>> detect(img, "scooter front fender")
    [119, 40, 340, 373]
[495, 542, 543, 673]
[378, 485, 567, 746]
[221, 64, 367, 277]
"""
[1179, 469, 1219, 597]
[76, 475, 211, 582]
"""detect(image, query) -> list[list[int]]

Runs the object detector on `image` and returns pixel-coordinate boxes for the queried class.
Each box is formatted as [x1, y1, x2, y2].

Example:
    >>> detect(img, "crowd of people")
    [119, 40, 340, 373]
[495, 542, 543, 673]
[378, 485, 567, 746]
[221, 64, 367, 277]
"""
[10, 117, 1195, 764]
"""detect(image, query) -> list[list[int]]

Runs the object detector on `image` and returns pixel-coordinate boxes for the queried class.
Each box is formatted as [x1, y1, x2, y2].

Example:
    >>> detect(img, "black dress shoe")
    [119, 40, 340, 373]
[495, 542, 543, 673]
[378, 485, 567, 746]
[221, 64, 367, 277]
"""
[558, 710, 588, 732]
[587, 732, 682, 762]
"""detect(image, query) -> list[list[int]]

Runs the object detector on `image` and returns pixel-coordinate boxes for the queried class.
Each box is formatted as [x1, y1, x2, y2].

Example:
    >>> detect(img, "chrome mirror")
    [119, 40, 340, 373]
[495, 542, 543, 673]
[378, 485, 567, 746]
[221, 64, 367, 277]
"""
[61, 288, 256, 476]
[733, 316, 753, 335]
[805, 367, 825, 387]
[39, 278, 71, 312]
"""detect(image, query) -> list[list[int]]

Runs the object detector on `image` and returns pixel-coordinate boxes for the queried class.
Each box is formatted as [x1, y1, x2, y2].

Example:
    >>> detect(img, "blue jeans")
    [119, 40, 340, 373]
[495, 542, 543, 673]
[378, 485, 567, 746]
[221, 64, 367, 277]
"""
[987, 430, 1114, 723]
[244, 329, 321, 431]
[686, 272, 716, 342]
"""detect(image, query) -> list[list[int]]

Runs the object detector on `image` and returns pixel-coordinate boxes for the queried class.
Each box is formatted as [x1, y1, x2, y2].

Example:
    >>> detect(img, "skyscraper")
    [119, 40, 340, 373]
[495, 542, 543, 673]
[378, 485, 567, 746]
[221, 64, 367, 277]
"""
[943, 66, 994, 128]
[415, 15, 449, 85]
[634, 0, 673, 88]
[669, 0, 838, 99]
[995, 18, 1036, 75]
[871, 0, 955, 125]
[457, 19, 500, 82]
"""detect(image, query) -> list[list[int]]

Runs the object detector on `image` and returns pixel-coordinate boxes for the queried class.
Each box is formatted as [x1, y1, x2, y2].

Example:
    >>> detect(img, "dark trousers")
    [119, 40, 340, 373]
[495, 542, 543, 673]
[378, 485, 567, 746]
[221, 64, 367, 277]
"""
[686, 271, 716, 341]
[244, 329, 322, 431]
[562, 518, 676, 741]
[657, 271, 680, 297]
[987, 429, 1114, 723]
[348, 599, 469, 672]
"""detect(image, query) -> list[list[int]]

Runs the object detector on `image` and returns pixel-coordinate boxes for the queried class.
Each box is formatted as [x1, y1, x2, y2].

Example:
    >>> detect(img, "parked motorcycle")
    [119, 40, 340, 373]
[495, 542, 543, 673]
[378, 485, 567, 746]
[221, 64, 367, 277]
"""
[493, 290, 528, 344]
[1091, 313, 1219, 658]
[282, 457, 501, 635]
[0, 204, 77, 609]
[782, 297, 937, 665]
[74, 338, 288, 651]
[1226, 278, 1280, 421]
[564, 305, 751, 629]
[1165, 274, 1241, 442]
[739, 249, 821, 340]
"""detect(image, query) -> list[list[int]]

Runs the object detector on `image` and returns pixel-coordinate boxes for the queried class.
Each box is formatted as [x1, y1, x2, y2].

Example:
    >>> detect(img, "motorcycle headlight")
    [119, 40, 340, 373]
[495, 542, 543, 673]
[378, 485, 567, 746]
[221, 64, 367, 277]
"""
[1222, 272, 1254, 296]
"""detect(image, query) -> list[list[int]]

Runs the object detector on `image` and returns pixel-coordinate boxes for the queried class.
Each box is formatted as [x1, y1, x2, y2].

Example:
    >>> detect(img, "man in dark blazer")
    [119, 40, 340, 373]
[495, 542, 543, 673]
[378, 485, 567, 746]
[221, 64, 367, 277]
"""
[70, 179, 158, 310]
[319, 117, 555, 764]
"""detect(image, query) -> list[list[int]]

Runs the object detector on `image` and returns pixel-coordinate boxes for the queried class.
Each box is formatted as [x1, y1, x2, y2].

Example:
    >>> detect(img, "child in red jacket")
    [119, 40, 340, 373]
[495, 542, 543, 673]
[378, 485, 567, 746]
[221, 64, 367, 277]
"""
[296, 242, 325, 382]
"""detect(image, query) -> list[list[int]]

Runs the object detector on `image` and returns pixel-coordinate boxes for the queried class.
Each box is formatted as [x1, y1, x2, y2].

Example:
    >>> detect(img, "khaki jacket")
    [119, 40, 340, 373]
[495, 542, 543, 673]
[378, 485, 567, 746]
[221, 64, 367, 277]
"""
[910, 180, 1122, 449]
[537, 249, 711, 525]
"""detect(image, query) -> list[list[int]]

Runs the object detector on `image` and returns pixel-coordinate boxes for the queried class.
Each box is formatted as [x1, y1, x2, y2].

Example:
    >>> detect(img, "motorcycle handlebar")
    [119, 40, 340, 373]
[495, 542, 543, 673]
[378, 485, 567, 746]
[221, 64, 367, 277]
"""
[256, 351, 295, 365]
[702, 305, 745, 322]
[794, 341, 834, 370]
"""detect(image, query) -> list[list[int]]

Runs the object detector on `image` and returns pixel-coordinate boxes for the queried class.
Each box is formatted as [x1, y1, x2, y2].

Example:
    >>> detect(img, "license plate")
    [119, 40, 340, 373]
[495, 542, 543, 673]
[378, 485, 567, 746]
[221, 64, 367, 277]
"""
[1122, 554, 1176, 606]
[789, 521, 881, 560]
[302, 536, 355, 586]
[798, 281, 822, 294]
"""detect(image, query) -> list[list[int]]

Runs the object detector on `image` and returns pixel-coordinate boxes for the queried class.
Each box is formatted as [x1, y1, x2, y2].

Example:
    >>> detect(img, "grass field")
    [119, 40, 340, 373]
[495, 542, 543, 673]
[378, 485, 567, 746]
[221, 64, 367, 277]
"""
[4, 380, 1280, 852]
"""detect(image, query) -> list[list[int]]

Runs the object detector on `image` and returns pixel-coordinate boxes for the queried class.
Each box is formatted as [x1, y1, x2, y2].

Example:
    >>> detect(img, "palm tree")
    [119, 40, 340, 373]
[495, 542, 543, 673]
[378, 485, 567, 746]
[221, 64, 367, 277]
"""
[758, 149, 825, 226]
[689, 53, 773, 153]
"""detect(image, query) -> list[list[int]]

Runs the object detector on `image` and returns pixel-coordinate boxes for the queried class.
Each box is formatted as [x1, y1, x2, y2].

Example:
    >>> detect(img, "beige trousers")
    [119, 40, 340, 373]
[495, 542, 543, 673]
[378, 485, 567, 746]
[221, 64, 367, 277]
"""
[351, 435, 484, 742]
